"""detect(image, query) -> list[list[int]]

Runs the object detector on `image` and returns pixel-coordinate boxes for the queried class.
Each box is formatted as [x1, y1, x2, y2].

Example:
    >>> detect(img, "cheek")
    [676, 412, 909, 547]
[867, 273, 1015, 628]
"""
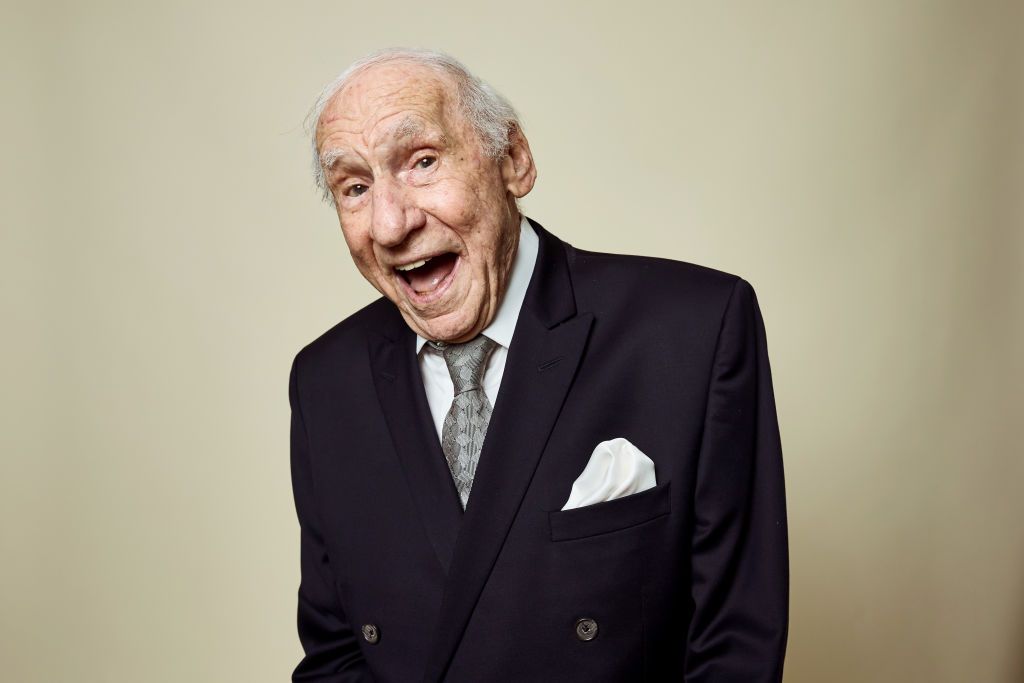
[421, 180, 481, 226]
[339, 223, 378, 269]
[428, 157, 505, 224]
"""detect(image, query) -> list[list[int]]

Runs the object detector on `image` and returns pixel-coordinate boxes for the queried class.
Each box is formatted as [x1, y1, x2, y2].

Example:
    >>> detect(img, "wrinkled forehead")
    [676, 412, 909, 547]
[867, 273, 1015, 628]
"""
[316, 61, 462, 150]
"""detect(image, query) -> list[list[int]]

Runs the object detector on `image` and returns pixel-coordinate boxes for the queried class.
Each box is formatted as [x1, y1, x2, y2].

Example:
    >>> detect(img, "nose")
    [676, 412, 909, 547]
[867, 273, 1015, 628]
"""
[369, 176, 426, 248]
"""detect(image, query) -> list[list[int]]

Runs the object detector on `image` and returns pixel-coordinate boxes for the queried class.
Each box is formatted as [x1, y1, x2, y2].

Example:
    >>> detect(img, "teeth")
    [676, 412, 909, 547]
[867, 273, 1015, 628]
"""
[395, 256, 431, 272]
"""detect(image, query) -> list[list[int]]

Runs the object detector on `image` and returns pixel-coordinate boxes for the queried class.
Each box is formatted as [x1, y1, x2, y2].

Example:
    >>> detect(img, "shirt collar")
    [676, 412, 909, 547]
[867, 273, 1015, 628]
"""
[416, 215, 539, 354]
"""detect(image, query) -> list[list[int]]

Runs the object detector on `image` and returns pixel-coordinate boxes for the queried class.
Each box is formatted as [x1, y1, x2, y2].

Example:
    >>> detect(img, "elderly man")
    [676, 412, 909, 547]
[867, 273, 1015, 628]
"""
[288, 48, 788, 682]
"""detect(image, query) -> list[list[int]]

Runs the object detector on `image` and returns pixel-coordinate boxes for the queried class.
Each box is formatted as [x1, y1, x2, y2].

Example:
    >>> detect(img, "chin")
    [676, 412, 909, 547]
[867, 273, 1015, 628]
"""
[410, 307, 482, 343]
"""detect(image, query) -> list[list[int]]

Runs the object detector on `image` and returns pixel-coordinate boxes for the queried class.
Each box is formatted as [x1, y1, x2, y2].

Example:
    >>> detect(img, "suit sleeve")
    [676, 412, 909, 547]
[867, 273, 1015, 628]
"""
[289, 354, 374, 682]
[685, 278, 790, 682]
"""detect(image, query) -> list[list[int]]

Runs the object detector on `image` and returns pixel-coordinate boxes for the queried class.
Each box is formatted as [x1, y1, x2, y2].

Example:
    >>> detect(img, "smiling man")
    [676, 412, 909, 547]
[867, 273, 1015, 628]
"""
[288, 48, 789, 682]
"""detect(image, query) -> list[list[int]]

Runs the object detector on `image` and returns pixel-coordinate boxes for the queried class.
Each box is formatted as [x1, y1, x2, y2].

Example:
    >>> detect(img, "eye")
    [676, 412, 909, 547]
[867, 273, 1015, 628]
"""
[415, 155, 436, 169]
[345, 183, 368, 197]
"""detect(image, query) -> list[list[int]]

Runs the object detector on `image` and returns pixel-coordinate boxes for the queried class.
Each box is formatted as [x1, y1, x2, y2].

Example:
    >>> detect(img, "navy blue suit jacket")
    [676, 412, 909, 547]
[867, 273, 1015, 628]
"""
[288, 218, 789, 681]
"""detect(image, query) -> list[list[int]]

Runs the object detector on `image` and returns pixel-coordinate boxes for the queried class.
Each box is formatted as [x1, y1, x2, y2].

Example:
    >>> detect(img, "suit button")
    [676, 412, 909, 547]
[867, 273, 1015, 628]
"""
[575, 617, 598, 641]
[361, 623, 380, 644]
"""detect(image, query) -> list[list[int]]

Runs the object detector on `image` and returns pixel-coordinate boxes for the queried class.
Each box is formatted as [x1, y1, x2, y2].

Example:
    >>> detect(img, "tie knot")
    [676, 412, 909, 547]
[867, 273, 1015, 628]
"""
[430, 334, 497, 395]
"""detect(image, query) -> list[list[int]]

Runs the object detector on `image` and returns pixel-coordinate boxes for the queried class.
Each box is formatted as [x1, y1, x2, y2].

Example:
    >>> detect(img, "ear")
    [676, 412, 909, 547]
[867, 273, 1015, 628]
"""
[500, 123, 537, 199]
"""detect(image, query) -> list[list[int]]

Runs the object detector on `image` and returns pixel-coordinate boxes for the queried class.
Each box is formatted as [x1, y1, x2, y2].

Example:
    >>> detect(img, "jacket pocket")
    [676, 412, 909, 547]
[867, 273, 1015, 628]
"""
[548, 481, 671, 542]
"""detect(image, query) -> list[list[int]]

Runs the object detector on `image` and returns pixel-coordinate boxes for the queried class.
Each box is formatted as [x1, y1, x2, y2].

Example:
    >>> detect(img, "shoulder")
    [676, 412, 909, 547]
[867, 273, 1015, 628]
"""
[563, 242, 750, 325]
[290, 295, 395, 377]
[567, 243, 740, 290]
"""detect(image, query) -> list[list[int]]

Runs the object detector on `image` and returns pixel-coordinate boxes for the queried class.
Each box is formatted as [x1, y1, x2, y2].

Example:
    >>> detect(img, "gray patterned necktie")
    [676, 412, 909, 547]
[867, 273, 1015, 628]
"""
[428, 334, 498, 509]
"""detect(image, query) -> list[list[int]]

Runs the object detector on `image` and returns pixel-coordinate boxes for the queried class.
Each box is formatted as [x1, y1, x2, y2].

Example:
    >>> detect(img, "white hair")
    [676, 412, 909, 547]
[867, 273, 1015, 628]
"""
[305, 47, 522, 205]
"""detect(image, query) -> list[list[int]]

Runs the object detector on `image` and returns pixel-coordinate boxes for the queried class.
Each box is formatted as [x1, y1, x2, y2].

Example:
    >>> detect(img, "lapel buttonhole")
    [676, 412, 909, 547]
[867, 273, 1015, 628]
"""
[537, 356, 564, 372]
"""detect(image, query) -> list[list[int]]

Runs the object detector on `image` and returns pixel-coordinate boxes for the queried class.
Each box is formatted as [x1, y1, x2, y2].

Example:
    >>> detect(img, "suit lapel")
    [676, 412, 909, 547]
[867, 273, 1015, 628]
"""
[369, 318, 463, 574]
[422, 220, 594, 682]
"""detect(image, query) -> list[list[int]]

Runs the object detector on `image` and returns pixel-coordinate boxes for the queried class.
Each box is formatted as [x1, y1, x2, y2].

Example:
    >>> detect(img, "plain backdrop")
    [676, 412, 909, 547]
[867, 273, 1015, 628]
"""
[3, 1, 1022, 681]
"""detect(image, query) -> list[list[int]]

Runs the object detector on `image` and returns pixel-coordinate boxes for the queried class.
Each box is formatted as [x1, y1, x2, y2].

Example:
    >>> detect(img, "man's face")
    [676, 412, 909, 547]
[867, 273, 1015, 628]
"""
[315, 61, 536, 343]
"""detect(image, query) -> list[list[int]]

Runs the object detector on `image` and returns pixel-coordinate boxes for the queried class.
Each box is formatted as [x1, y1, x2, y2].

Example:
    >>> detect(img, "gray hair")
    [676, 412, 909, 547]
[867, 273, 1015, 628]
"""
[305, 47, 522, 205]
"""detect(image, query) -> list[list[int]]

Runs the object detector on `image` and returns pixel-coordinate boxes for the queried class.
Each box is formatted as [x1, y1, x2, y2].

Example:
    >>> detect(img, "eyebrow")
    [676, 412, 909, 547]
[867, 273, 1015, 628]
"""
[319, 148, 347, 172]
[391, 116, 424, 141]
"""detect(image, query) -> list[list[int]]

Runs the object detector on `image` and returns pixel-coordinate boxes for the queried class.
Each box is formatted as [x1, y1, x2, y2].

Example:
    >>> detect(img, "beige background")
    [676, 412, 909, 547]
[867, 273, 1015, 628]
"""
[3, 1, 1022, 681]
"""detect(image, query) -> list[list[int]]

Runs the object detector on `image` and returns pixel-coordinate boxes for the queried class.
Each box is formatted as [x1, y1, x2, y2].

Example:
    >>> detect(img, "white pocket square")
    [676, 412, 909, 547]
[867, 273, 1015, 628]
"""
[561, 437, 656, 510]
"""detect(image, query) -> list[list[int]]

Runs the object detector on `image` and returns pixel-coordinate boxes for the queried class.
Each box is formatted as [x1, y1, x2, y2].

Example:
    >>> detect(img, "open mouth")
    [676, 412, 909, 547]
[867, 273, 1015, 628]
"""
[394, 252, 460, 298]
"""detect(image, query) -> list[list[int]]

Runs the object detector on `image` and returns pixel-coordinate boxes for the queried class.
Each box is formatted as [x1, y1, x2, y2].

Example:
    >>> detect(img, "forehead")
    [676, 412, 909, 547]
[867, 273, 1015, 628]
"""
[316, 61, 462, 150]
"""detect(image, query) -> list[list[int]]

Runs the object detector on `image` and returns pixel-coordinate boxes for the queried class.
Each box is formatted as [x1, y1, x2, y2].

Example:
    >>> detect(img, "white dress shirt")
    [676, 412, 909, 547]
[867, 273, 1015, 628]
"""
[416, 216, 539, 440]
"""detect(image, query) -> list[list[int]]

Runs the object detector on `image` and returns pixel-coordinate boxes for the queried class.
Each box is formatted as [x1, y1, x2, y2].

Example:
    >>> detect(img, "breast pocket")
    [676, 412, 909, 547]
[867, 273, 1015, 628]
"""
[548, 481, 672, 542]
